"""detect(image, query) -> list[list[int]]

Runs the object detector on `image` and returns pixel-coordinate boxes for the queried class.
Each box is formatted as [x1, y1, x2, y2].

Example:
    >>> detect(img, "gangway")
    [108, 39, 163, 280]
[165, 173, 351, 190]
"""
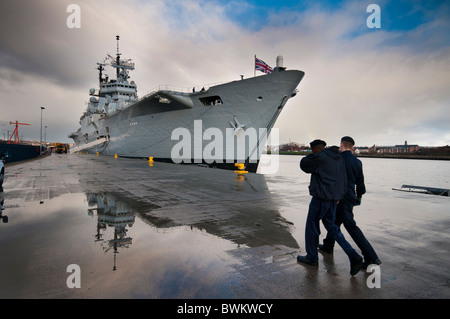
[392, 184, 449, 197]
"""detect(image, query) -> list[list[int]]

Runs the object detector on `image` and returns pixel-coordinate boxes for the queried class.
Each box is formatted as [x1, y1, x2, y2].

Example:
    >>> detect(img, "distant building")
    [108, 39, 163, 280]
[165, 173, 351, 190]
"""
[375, 141, 420, 154]
[279, 142, 306, 152]
[354, 147, 369, 154]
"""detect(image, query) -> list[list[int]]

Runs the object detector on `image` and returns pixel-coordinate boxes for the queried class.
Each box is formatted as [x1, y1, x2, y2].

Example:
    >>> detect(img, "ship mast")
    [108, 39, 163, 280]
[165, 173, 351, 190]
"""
[93, 36, 137, 109]
[115, 35, 121, 79]
[97, 63, 105, 86]
[108, 35, 134, 84]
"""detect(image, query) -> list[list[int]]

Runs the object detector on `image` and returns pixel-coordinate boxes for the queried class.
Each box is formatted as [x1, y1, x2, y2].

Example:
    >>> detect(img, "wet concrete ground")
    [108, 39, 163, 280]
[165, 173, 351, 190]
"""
[0, 154, 449, 299]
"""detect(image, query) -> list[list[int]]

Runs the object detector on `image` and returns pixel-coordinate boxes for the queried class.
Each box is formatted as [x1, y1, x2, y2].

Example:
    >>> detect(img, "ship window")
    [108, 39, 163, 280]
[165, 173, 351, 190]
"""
[257, 96, 263, 102]
[199, 95, 223, 106]
[159, 96, 171, 104]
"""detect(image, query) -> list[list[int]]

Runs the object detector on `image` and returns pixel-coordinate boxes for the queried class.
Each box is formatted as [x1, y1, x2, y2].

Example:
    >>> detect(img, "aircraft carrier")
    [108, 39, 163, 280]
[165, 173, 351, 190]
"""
[69, 37, 305, 172]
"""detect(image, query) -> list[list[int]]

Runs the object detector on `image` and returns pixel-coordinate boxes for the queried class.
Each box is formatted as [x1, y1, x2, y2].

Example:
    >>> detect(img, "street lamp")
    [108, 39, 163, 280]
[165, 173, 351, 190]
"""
[40, 107, 45, 154]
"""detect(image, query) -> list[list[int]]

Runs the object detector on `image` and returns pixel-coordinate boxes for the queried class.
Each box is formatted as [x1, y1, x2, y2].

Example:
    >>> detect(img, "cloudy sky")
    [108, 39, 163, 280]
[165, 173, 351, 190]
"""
[0, 0, 449, 147]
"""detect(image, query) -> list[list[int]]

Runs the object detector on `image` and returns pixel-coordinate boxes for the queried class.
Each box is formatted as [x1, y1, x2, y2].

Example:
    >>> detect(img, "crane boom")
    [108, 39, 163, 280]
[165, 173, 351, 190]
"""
[8, 121, 31, 144]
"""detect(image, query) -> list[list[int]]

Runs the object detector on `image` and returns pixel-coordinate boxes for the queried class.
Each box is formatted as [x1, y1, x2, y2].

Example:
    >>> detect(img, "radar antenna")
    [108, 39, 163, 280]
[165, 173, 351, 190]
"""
[96, 63, 106, 85]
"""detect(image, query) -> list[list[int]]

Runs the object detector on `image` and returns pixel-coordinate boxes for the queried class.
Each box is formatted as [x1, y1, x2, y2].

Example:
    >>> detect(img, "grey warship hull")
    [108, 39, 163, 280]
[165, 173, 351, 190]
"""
[69, 39, 304, 172]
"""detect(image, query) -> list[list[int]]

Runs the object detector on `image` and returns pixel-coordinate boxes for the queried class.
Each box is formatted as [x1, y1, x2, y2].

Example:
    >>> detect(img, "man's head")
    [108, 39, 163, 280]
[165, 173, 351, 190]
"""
[310, 139, 326, 154]
[340, 136, 355, 151]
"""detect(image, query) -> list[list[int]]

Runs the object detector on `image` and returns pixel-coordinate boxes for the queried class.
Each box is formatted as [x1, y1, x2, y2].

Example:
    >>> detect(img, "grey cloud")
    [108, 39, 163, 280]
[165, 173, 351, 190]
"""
[0, 0, 448, 147]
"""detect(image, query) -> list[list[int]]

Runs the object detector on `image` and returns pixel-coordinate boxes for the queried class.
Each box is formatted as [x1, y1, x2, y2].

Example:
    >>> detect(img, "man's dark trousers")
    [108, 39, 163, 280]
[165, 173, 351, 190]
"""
[323, 198, 379, 262]
[306, 197, 359, 263]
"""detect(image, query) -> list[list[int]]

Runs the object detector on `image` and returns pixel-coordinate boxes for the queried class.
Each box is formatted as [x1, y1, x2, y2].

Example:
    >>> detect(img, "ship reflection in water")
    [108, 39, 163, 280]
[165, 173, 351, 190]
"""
[86, 192, 135, 271]
[81, 169, 299, 272]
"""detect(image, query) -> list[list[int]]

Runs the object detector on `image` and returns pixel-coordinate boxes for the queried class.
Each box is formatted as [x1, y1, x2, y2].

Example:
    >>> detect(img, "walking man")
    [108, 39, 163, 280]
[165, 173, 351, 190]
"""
[297, 139, 363, 276]
[319, 136, 381, 268]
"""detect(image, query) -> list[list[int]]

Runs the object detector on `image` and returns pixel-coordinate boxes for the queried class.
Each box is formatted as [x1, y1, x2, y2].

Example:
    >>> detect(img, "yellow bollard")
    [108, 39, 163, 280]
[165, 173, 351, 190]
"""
[234, 163, 248, 175]
[114, 154, 118, 159]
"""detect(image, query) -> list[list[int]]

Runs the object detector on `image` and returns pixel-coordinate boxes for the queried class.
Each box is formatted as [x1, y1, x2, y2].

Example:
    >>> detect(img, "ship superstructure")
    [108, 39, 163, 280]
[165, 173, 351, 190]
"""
[69, 37, 305, 172]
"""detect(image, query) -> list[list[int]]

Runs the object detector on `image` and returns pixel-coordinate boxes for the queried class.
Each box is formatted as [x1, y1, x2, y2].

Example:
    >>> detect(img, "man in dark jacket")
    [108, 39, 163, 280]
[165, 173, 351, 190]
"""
[319, 136, 381, 268]
[297, 139, 363, 276]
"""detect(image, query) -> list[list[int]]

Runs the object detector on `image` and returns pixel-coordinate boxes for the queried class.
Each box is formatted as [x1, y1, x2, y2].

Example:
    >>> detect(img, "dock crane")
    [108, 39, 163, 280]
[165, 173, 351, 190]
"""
[8, 121, 31, 144]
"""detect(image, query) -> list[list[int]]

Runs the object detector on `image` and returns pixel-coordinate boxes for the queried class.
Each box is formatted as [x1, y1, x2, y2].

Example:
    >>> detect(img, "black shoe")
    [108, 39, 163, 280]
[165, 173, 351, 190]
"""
[350, 255, 363, 276]
[318, 244, 333, 254]
[297, 255, 318, 266]
[361, 259, 381, 269]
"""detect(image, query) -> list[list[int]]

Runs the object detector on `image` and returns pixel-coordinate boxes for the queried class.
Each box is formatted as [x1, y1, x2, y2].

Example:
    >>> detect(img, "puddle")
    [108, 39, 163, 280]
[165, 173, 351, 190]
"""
[0, 186, 296, 298]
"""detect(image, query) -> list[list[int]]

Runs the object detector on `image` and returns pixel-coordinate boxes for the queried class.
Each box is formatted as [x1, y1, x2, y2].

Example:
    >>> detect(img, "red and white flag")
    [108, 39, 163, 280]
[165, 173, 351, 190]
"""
[255, 56, 274, 74]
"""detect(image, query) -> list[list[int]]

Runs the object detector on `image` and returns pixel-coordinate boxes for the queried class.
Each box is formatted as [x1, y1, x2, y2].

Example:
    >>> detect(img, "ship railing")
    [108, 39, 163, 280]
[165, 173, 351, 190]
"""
[133, 85, 191, 104]
[135, 80, 230, 103]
